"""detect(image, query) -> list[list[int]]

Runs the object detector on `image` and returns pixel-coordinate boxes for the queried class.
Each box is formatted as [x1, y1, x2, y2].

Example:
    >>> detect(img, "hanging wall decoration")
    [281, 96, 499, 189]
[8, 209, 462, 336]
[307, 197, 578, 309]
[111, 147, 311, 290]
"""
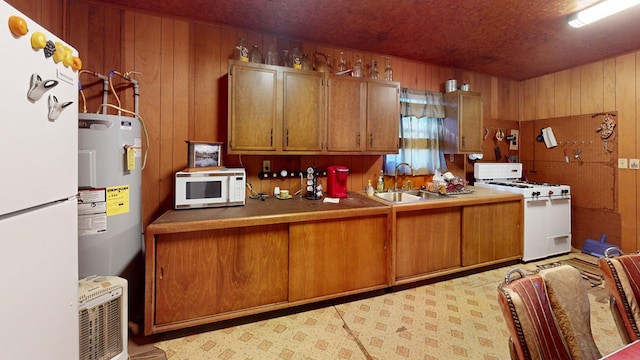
[595, 113, 616, 152]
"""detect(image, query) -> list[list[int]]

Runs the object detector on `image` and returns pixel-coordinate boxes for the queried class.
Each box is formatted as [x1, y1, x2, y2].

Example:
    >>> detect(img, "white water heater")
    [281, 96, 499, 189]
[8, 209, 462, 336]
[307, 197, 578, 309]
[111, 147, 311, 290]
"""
[78, 113, 142, 307]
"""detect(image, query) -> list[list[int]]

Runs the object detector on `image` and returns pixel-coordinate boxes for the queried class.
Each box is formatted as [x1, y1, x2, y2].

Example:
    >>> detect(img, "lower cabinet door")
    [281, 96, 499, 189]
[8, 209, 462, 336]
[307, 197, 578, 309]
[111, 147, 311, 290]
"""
[462, 201, 522, 266]
[289, 216, 388, 301]
[154, 224, 289, 325]
[395, 207, 461, 280]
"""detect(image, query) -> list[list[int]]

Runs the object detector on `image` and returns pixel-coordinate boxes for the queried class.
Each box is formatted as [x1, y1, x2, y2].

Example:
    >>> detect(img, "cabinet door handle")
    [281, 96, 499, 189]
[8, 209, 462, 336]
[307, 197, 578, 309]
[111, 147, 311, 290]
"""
[286, 129, 289, 147]
[461, 136, 465, 147]
[369, 133, 373, 147]
[356, 132, 360, 147]
[159, 266, 164, 280]
[270, 128, 273, 147]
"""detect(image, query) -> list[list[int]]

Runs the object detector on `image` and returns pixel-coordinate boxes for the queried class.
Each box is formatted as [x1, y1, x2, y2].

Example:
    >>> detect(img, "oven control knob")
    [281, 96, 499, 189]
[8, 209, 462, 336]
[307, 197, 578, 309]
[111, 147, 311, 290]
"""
[548, 190, 554, 196]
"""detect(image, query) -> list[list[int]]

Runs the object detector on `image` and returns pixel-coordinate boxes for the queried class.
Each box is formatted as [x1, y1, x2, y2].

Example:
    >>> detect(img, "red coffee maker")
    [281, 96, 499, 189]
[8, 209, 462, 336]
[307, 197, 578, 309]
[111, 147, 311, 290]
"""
[327, 165, 349, 198]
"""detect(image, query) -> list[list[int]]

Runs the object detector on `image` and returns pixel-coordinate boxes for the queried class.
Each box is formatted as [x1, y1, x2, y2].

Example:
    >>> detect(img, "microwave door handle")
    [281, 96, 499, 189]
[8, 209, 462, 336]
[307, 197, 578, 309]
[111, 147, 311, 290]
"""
[225, 176, 231, 202]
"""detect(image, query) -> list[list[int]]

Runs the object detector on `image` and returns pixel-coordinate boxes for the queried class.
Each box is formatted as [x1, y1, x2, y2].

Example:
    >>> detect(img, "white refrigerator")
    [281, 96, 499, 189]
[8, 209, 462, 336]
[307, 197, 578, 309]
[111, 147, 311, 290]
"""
[1, 1, 79, 359]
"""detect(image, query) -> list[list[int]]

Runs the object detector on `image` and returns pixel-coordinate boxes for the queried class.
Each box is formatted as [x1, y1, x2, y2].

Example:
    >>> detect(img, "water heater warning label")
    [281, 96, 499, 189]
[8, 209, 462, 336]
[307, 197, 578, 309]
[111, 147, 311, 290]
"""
[78, 188, 107, 236]
[106, 185, 130, 216]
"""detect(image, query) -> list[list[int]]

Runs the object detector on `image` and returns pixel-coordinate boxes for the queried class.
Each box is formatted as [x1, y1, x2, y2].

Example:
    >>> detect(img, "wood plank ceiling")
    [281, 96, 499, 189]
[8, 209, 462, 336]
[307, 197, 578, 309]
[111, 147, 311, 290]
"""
[92, 0, 640, 81]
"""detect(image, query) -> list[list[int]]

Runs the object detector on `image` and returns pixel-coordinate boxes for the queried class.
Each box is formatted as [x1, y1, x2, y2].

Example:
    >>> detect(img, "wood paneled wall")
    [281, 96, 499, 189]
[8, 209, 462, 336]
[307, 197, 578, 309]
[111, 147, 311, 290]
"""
[9, 0, 519, 230]
[10, 0, 638, 250]
[520, 57, 639, 252]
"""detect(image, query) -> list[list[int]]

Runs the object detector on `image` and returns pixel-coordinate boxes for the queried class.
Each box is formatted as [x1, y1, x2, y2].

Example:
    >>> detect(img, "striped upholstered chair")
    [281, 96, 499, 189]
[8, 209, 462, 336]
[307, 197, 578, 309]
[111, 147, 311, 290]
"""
[497, 265, 601, 360]
[598, 249, 640, 344]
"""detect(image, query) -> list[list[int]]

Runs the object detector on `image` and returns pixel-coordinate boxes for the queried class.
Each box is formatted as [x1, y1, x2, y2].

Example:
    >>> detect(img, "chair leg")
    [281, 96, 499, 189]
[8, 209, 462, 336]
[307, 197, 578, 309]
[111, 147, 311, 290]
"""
[609, 296, 633, 344]
[508, 337, 521, 360]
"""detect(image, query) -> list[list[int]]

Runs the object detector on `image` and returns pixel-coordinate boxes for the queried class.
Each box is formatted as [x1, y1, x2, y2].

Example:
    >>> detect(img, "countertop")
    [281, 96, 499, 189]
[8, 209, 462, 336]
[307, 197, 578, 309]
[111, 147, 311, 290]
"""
[147, 186, 522, 234]
[147, 191, 389, 234]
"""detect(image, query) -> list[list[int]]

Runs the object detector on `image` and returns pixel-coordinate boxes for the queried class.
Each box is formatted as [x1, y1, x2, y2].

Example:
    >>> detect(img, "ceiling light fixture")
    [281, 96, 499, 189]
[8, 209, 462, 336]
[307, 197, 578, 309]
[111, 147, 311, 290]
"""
[567, 0, 640, 28]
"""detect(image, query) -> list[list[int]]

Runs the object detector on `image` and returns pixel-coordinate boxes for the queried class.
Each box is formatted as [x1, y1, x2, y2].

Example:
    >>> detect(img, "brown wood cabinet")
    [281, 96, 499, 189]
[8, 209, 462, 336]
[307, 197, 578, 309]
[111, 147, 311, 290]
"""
[154, 225, 289, 327]
[461, 200, 522, 266]
[443, 90, 483, 153]
[326, 75, 367, 152]
[289, 216, 389, 301]
[326, 76, 400, 153]
[228, 61, 325, 153]
[282, 69, 325, 152]
[367, 80, 400, 152]
[229, 61, 399, 154]
[144, 189, 522, 335]
[395, 207, 461, 281]
[228, 63, 278, 152]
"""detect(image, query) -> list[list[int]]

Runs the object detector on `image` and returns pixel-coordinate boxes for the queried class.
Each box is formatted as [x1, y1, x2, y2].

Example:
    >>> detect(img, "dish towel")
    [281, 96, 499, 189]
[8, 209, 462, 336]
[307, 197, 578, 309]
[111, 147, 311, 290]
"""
[542, 127, 558, 148]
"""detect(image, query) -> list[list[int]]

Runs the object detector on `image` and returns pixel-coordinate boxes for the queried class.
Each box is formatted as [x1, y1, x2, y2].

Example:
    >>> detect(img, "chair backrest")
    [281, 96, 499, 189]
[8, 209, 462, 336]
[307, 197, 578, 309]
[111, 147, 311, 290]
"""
[599, 250, 640, 343]
[498, 265, 601, 360]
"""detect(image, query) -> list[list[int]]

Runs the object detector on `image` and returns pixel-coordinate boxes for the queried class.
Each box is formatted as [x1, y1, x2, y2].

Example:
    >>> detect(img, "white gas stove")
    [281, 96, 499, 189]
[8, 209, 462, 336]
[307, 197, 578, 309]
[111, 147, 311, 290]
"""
[473, 163, 570, 199]
[474, 163, 572, 262]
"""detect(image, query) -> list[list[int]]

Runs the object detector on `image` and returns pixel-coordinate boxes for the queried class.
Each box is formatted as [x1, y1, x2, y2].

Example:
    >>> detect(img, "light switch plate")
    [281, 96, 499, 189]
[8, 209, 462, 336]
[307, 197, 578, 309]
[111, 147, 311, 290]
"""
[618, 158, 628, 169]
[262, 160, 271, 172]
[630, 158, 640, 170]
[509, 129, 519, 150]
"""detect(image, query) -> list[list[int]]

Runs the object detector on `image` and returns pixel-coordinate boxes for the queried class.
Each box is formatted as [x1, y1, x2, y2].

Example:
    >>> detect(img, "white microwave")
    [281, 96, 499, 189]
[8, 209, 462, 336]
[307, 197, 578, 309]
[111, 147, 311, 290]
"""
[174, 168, 246, 209]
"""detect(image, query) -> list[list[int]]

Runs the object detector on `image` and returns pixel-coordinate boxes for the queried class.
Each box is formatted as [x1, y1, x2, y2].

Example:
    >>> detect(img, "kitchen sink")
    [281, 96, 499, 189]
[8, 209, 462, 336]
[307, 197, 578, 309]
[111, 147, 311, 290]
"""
[374, 190, 453, 203]
[405, 189, 454, 199]
[375, 191, 422, 203]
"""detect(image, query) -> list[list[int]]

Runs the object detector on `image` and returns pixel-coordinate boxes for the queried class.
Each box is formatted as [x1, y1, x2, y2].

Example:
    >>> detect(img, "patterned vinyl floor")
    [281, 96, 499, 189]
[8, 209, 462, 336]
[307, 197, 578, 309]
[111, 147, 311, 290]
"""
[148, 252, 623, 359]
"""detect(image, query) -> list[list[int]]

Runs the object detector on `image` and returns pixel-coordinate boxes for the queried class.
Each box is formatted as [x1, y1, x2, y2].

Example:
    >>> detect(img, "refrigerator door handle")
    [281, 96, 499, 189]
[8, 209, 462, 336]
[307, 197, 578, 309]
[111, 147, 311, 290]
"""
[27, 73, 58, 101]
[47, 94, 73, 121]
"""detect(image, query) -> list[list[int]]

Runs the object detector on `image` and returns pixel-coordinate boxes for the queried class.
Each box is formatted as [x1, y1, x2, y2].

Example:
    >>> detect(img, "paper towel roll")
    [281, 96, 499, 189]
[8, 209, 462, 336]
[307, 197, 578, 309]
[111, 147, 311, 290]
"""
[542, 127, 558, 148]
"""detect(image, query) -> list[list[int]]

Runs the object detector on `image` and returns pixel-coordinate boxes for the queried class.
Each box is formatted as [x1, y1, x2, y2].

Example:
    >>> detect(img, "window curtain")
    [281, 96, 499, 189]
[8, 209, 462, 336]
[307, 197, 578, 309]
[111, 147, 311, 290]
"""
[384, 89, 447, 175]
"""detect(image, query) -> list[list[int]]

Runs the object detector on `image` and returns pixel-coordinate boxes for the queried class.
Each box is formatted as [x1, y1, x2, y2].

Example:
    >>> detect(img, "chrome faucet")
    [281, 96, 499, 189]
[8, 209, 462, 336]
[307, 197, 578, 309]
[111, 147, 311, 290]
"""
[394, 162, 415, 190]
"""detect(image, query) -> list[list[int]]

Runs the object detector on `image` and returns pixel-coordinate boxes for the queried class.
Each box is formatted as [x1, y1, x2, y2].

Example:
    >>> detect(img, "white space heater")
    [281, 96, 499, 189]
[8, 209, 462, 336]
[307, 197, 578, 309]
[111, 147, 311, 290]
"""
[78, 276, 128, 360]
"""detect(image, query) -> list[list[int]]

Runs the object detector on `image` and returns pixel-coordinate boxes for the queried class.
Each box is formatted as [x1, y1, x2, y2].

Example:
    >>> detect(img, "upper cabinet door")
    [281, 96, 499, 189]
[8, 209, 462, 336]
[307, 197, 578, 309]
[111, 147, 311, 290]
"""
[282, 70, 326, 152]
[228, 63, 278, 153]
[326, 76, 366, 152]
[366, 80, 400, 153]
[443, 91, 483, 153]
[458, 92, 483, 153]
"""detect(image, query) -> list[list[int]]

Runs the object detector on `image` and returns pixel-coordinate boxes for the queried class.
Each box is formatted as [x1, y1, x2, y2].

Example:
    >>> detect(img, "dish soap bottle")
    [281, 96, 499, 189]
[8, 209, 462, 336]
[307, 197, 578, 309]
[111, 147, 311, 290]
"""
[365, 179, 374, 196]
[376, 171, 385, 193]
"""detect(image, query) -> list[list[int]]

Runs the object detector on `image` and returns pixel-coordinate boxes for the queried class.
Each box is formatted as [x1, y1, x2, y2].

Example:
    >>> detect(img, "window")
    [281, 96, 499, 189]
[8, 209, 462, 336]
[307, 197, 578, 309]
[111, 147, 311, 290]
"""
[384, 89, 447, 175]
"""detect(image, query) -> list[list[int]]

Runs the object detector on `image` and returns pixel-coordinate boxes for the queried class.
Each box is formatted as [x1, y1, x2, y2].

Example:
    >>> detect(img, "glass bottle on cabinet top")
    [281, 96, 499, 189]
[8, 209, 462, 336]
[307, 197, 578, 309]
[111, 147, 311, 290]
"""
[384, 59, 393, 81]
[249, 45, 262, 63]
[280, 49, 291, 67]
[265, 44, 278, 65]
[352, 55, 363, 77]
[233, 37, 248, 62]
[336, 51, 347, 73]
[369, 60, 379, 80]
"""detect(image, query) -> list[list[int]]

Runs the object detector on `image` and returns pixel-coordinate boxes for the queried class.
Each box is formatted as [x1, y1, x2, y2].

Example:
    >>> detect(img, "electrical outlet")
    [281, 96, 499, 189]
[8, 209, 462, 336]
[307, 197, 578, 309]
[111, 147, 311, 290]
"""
[262, 160, 271, 172]
[630, 158, 640, 170]
[618, 158, 628, 169]
[509, 129, 519, 150]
